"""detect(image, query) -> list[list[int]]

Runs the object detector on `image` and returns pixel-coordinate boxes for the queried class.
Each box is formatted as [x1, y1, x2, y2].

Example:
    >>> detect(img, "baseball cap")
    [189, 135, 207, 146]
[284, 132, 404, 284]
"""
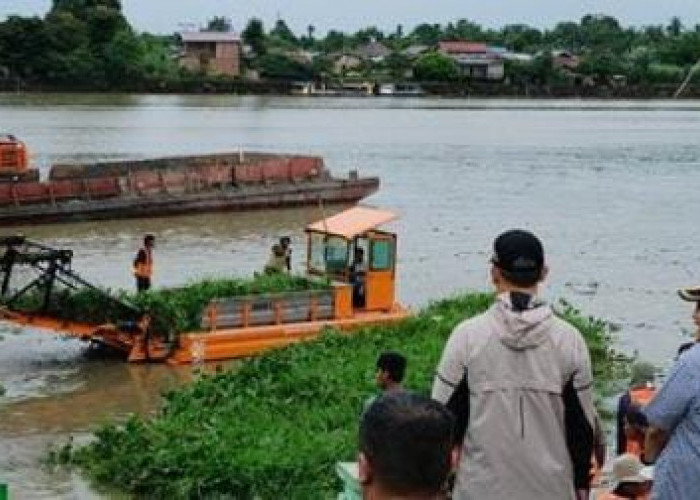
[629, 362, 656, 387]
[492, 230, 544, 284]
[678, 286, 700, 302]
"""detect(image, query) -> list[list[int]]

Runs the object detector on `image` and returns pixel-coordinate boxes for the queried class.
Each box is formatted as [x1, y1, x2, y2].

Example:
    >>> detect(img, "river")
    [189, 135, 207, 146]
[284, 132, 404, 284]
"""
[1, 94, 700, 497]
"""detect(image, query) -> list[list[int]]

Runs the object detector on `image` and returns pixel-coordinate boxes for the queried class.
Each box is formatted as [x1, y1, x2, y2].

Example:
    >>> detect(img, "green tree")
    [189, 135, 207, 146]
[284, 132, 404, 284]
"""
[320, 30, 347, 53]
[0, 16, 53, 81]
[242, 18, 266, 56]
[384, 52, 412, 80]
[667, 16, 683, 37]
[270, 19, 297, 44]
[413, 52, 458, 81]
[410, 23, 442, 45]
[257, 53, 311, 80]
[206, 16, 232, 32]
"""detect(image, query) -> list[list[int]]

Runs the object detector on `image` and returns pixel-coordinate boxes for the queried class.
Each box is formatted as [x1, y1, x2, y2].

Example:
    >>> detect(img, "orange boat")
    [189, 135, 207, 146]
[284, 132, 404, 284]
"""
[0, 135, 379, 226]
[0, 206, 410, 363]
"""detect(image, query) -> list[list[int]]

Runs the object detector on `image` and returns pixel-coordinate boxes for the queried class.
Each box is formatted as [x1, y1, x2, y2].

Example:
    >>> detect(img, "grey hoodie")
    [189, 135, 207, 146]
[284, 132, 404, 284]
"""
[432, 293, 596, 500]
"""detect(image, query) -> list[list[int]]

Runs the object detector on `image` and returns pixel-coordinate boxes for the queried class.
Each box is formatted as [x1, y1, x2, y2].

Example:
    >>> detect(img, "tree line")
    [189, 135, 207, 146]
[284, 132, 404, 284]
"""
[0, 1, 699, 92]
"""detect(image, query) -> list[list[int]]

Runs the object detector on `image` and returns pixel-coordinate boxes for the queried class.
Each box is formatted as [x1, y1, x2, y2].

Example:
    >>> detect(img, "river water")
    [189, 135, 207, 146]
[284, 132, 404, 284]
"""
[1, 94, 700, 497]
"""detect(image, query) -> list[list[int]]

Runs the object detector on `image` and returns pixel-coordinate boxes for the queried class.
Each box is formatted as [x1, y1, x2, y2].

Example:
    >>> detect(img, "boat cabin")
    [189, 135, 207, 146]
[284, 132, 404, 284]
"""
[306, 206, 397, 313]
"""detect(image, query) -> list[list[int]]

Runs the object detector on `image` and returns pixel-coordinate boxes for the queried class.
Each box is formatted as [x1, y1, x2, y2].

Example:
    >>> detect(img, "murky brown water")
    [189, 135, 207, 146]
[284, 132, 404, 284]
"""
[2, 94, 700, 497]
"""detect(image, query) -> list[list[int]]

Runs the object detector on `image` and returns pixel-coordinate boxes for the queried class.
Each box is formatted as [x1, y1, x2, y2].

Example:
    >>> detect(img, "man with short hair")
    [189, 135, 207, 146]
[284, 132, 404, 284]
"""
[432, 229, 597, 500]
[359, 392, 456, 500]
[133, 234, 155, 293]
[364, 352, 407, 412]
[643, 291, 700, 500]
[375, 351, 406, 393]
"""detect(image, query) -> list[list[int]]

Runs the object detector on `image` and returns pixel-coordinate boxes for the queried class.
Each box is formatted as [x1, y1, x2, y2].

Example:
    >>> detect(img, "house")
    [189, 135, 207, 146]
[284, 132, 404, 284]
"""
[179, 31, 242, 77]
[355, 41, 392, 63]
[551, 50, 580, 70]
[333, 54, 363, 75]
[401, 44, 429, 59]
[437, 41, 505, 81]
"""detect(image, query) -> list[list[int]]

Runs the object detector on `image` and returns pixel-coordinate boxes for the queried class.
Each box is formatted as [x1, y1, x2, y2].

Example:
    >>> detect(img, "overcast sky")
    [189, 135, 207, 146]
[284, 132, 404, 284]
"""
[1, 0, 699, 35]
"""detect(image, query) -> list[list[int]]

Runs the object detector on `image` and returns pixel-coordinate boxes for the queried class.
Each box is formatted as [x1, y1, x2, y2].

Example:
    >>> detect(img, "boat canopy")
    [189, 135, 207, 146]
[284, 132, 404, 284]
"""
[306, 206, 398, 239]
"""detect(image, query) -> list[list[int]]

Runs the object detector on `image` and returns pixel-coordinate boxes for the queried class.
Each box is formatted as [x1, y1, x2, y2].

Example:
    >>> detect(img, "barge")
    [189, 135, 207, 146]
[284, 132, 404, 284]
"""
[0, 136, 379, 226]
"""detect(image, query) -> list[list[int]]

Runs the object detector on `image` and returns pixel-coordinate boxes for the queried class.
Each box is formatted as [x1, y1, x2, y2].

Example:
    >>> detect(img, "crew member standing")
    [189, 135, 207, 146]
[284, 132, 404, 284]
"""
[133, 234, 155, 292]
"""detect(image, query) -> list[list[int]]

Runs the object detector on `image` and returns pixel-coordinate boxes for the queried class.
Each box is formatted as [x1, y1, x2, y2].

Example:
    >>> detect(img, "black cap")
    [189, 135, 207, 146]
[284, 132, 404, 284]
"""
[678, 286, 700, 302]
[492, 230, 544, 285]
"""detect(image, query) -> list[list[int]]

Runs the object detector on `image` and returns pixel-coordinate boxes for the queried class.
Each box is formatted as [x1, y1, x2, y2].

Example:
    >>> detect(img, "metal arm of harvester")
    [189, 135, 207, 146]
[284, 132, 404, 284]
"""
[0, 235, 142, 322]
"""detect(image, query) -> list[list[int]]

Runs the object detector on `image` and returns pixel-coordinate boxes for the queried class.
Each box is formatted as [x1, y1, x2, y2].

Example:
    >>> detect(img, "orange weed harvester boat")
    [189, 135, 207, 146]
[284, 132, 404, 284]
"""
[0, 206, 410, 364]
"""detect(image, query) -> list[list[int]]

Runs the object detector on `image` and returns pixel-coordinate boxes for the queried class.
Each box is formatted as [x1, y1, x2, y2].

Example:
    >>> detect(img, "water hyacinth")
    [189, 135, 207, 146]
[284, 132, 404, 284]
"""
[9, 274, 331, 336]
[60, 293, 629, 498]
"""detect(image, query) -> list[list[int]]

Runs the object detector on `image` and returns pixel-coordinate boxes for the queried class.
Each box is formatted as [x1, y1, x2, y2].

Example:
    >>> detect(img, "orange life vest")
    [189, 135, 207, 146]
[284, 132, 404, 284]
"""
[629, 386, 656, 407]
[133, 247, 153, 278]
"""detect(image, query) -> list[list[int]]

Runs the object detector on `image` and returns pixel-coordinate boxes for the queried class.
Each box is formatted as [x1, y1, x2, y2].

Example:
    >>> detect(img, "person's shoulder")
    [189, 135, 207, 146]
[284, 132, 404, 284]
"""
[680, 343, 700, 367]
[449, 310, 493, 339]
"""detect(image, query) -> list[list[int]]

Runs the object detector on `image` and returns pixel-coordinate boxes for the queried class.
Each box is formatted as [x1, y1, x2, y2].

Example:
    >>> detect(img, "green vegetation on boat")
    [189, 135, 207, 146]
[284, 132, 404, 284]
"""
[59, 293, 628, 498]
[12, 274, 330, 336]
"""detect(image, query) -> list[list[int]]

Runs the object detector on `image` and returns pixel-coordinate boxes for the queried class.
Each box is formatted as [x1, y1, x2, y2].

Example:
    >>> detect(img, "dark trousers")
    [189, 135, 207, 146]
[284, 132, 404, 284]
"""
[136, 276, 151, 293]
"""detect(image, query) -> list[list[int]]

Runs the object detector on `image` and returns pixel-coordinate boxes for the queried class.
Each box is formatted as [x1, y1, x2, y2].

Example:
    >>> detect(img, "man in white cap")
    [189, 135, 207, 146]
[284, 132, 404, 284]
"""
[597, 454, 652, 499]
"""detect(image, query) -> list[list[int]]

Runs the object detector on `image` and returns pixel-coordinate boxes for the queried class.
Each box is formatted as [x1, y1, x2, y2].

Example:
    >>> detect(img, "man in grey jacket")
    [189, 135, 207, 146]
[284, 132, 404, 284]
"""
[432, 229, 597, 500]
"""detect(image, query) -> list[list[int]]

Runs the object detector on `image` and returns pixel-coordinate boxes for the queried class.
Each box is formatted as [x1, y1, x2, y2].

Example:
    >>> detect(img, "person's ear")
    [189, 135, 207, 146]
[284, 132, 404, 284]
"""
[358, 452, 372, 484]
[539, 265, 549, 283]
[450, 445, 461, 472]
[490, 266, 501, 287]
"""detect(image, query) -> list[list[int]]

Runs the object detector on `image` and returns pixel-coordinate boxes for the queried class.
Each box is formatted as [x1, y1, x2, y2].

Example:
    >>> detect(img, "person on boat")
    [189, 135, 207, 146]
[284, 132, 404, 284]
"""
[642, 305, 700, 500]
[432, 229, 597, 500]
[359, 392, 457, 500]
[616, 362, 657, 457]
[133, 234, 155, 293]
[597, 454, 652, 500]
[676, 286, 700, 357]
[264, 243, 289, 275]
[349, 246, 366, 308]
[279, 236, 292, 273]
[364, 352, 407, 412]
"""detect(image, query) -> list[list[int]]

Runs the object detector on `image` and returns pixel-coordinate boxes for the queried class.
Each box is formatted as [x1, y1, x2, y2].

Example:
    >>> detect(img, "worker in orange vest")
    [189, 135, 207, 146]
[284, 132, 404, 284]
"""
[133, 234, 155, 292]
[616, 362, 657, 458]
[597, 454, 652, 500]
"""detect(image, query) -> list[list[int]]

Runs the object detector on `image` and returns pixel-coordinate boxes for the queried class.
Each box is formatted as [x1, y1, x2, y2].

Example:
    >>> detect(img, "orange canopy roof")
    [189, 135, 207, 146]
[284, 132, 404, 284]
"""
[306, 206, 398, 239]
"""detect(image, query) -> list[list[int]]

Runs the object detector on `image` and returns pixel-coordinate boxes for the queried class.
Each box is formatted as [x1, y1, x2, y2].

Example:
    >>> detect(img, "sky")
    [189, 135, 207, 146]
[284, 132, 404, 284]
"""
[1, 0, 699, 35]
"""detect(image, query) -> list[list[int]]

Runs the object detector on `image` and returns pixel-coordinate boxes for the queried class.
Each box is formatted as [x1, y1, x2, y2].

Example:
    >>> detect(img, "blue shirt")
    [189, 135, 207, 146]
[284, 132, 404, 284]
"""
[644, 344, 700, 500]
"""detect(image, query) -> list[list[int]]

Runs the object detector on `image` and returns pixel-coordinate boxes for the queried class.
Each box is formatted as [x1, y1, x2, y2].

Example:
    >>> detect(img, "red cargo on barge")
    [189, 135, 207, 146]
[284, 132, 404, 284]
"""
[0, 137, 379, 226]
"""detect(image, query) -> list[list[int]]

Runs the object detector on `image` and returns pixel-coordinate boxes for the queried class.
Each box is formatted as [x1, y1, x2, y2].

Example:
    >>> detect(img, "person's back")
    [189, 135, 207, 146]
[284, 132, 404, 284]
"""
[644, 343, 700, 500]
[432, 230, 596, 500]
[435, 294, 593, 499]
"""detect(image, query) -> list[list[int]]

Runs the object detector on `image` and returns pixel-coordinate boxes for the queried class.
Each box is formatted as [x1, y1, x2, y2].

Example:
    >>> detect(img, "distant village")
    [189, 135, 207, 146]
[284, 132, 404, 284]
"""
[1, 4, 698, 97]
[178, 26, 592, 96]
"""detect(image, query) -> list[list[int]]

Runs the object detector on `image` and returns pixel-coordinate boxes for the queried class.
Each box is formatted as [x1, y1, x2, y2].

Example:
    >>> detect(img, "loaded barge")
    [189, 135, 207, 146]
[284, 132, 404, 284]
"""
[0, 135, 379, 226]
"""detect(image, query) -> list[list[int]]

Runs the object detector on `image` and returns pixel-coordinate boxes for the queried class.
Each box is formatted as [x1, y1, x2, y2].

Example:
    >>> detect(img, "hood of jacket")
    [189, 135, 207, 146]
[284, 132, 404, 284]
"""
[493, 291, 553, 351]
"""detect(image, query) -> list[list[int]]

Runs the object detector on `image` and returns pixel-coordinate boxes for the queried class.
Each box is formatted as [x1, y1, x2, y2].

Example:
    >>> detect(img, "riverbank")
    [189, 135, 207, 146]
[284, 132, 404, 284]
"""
[2, 78, 700, 98]
[58, 293, 628, 498]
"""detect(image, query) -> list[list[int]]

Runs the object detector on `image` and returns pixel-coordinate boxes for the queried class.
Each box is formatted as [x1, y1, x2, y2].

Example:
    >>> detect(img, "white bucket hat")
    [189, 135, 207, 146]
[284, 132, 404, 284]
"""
[612, 454, 653, 488]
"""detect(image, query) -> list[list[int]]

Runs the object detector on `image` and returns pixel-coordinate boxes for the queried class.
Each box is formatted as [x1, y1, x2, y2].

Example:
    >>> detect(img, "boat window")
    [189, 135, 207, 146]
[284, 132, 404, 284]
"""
[370, 239, 394, 271]
[309, 233, 349, 275]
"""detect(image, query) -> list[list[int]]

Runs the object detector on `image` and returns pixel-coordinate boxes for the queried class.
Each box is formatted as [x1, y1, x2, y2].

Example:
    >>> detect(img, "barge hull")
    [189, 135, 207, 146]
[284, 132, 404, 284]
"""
[0, 178, 379, 226]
